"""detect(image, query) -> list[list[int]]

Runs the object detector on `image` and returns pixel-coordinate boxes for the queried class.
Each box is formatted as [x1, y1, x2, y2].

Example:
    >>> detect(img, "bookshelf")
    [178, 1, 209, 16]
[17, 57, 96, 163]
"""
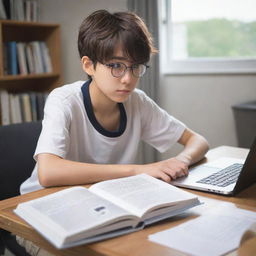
[0, 20, 62, 93]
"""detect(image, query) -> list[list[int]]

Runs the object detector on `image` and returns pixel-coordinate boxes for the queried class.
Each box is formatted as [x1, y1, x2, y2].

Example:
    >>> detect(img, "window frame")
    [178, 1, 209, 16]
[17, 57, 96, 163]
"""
[159, 0, 256, 75]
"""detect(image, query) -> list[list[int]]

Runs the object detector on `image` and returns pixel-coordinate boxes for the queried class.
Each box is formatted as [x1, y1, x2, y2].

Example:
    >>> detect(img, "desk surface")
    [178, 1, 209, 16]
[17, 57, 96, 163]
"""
[0, 146, 256, 256]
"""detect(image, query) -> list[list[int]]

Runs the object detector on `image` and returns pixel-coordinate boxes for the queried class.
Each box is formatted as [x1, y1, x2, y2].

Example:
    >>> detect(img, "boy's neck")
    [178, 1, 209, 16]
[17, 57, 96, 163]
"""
[88, 80, 121, 132]
[89, 80, 119, 115]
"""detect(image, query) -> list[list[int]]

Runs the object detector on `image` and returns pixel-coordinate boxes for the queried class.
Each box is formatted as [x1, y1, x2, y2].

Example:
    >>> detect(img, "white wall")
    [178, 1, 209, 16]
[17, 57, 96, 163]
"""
[38, 0, 127, 83]
[159, 74, 256, 159]
[39, 0, 256, 159]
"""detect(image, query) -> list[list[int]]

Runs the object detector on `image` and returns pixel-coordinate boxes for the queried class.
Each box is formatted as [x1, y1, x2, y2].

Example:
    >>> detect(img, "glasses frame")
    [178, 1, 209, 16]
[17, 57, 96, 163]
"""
[105, 62, 149, 78]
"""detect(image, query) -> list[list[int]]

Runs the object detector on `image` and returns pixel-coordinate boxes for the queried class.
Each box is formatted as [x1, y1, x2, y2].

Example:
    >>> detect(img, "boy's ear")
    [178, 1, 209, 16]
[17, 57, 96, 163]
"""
[81, 56, 94, 76]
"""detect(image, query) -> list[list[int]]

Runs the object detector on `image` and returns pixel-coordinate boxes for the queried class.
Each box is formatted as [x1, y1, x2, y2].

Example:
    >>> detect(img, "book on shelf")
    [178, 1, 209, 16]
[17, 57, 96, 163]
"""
[0, 90, 10, 125]
[6, 41, 18, 75]
[21, 93, 32, 122]
[36, 92, 46, 120]
[39, 41, 53, 73]
[2, 0, 38, 21]
[14, 174, 201, 249]
[4, 41, 52, 75]
[15, 0, 25, 21]
[2, 0, 10, 19]
[31, 0, 38, 22]
[31, 41, 43, 73]
[9, 94, 22, 123]
[0, 0, 7, 19]
[16, 42, 28, 75]
[31, 41, 53, 74]
[29, 92, 37, 121]
[3, 43, 8, 75]
[25, 43, 35, 74]
[0, 91, 48, 125]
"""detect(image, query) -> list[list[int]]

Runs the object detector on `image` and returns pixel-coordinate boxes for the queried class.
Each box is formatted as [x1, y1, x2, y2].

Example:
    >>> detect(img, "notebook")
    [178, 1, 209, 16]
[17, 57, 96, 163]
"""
[171, 138, 256, 195]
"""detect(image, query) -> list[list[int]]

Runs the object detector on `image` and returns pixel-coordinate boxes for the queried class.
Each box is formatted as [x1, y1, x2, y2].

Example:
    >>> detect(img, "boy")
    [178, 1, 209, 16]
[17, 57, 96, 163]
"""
[17, 9, 209, 256]
[21, 9, 209, 194]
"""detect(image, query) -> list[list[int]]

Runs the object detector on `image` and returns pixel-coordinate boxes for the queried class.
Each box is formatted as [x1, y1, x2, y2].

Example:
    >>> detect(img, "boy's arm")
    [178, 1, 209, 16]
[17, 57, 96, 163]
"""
[133, 128, 209, 183]
[38, 154, 137, 187]
[38, 128, 209, 187]
[176, 128, 209, 166]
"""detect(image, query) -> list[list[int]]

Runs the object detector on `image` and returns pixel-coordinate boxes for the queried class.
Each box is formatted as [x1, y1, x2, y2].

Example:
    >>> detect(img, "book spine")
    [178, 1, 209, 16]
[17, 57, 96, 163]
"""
[10, 0, 14, 20]
[9, 93, 22, 124]
[3, 43, 8, 75]
[25, 42, 35, 74]
[39, 41, 53, 73]
[1, 0, 38, 21]
[17, 42, 28, 75]
[15, 0, 25, 21]
[3, 0, 10, 19]
[14, 94, 22, 123]
[8, 41, 18, 75]
[0, 90, 10, 125]
[31, 41, 44, 74]
[0, 89, 48, 124]
[5, 40, 51, 75]
[9, 93, 16, 123]
[29, 92, 37, 121]
[21, 93, 32, 122]
[36, 92, 45, 120]
[0, 0, 7, 19]
[24, 0, 31, 21]
[31, 0, 38, 22]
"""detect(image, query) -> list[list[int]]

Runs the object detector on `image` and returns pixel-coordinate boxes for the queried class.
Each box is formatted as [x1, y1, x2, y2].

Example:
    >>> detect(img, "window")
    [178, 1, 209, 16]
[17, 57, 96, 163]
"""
[160, 0, 256, 74]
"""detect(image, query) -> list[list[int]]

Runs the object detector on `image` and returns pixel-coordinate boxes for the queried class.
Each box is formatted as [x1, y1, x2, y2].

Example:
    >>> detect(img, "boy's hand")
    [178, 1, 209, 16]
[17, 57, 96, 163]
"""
[136, 158, 189, 183]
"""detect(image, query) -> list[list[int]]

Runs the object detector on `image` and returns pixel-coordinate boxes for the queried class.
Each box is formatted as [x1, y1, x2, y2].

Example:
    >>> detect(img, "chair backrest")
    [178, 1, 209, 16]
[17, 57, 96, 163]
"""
[0, 121, 42, 200]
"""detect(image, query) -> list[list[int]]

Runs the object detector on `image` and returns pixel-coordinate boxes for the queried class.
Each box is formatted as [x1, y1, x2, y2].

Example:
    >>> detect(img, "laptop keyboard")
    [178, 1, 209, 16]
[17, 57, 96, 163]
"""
[196, 163, 243, 187]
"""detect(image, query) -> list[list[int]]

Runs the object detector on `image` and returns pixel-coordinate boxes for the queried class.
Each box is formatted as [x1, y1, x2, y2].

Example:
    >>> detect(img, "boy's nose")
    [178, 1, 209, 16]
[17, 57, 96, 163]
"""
[120, 69, 133, 83]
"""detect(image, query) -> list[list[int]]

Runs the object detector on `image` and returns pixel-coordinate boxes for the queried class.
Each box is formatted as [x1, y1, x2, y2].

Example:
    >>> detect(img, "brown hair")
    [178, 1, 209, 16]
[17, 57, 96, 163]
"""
[78, 10, 157, 65]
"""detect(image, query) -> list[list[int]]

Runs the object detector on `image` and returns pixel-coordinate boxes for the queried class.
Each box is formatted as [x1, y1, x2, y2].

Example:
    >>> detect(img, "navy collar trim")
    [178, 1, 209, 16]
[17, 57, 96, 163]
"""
[81, 80, 127, 138]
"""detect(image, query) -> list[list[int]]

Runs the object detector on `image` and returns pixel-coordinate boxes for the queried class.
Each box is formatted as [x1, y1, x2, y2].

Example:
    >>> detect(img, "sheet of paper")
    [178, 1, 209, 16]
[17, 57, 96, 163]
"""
[148, 203, 256, 256]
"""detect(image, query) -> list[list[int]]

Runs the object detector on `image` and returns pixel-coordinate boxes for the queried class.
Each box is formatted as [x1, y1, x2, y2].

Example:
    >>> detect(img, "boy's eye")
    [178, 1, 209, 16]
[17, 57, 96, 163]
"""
[131, 64, 140, 69]
[109, 63, 123, 69]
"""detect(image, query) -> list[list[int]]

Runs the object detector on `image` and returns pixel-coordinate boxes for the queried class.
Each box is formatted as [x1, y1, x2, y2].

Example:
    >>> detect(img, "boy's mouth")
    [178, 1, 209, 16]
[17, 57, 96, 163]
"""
[116, 90, 130, 94]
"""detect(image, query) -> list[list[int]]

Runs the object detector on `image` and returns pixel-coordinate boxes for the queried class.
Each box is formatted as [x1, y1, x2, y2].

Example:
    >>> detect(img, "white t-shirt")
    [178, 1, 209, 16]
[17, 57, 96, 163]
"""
[20, 80, 186, 194]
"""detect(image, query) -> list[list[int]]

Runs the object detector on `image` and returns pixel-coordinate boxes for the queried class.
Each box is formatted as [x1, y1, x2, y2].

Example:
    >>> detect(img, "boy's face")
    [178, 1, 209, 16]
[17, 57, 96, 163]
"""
[83, 47, 140, 103]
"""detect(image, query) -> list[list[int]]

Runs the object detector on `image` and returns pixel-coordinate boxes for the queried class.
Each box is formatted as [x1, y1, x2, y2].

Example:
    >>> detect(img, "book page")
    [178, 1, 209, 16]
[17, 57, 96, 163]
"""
[15, 187, 138, 247]
[89, 174, 198, 218]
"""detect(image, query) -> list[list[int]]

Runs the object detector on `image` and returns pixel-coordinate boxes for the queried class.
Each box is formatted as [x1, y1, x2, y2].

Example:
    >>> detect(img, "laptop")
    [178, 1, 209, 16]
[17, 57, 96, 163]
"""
[171, 137, 256, 195]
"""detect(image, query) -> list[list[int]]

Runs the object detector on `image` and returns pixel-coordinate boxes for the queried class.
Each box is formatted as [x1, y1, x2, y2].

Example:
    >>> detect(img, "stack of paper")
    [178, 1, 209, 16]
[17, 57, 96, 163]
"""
[149, 203, 256, 256]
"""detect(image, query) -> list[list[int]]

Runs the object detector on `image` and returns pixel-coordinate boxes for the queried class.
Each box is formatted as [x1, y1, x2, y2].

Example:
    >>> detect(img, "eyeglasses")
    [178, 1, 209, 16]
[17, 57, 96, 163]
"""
[105, 62, 149, 78]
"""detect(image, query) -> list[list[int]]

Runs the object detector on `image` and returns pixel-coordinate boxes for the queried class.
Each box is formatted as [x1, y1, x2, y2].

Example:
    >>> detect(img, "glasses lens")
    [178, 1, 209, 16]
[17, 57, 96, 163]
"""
[132, 64, 147, 77]
[111, 63, 126, 77]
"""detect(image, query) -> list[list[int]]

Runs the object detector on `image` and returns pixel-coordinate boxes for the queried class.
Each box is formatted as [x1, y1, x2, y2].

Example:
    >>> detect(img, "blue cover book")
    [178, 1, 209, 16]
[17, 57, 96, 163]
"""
[7, 41, 18, 75]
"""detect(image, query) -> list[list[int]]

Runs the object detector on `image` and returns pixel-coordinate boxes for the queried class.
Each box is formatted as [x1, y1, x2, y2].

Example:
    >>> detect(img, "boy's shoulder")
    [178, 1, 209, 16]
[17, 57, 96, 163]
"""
[129, 88, 152, 103]
[49, 81, 85, 101]
[131, 88, 147, 98]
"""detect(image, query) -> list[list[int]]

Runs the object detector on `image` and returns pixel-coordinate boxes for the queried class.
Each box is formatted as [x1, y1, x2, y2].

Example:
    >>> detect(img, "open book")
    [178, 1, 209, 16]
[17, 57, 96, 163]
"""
[14, 174, 201, 249]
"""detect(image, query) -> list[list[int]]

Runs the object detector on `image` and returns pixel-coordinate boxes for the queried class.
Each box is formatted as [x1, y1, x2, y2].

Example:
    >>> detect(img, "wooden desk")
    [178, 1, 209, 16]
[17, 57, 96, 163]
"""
[0, 146, 256, 256]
